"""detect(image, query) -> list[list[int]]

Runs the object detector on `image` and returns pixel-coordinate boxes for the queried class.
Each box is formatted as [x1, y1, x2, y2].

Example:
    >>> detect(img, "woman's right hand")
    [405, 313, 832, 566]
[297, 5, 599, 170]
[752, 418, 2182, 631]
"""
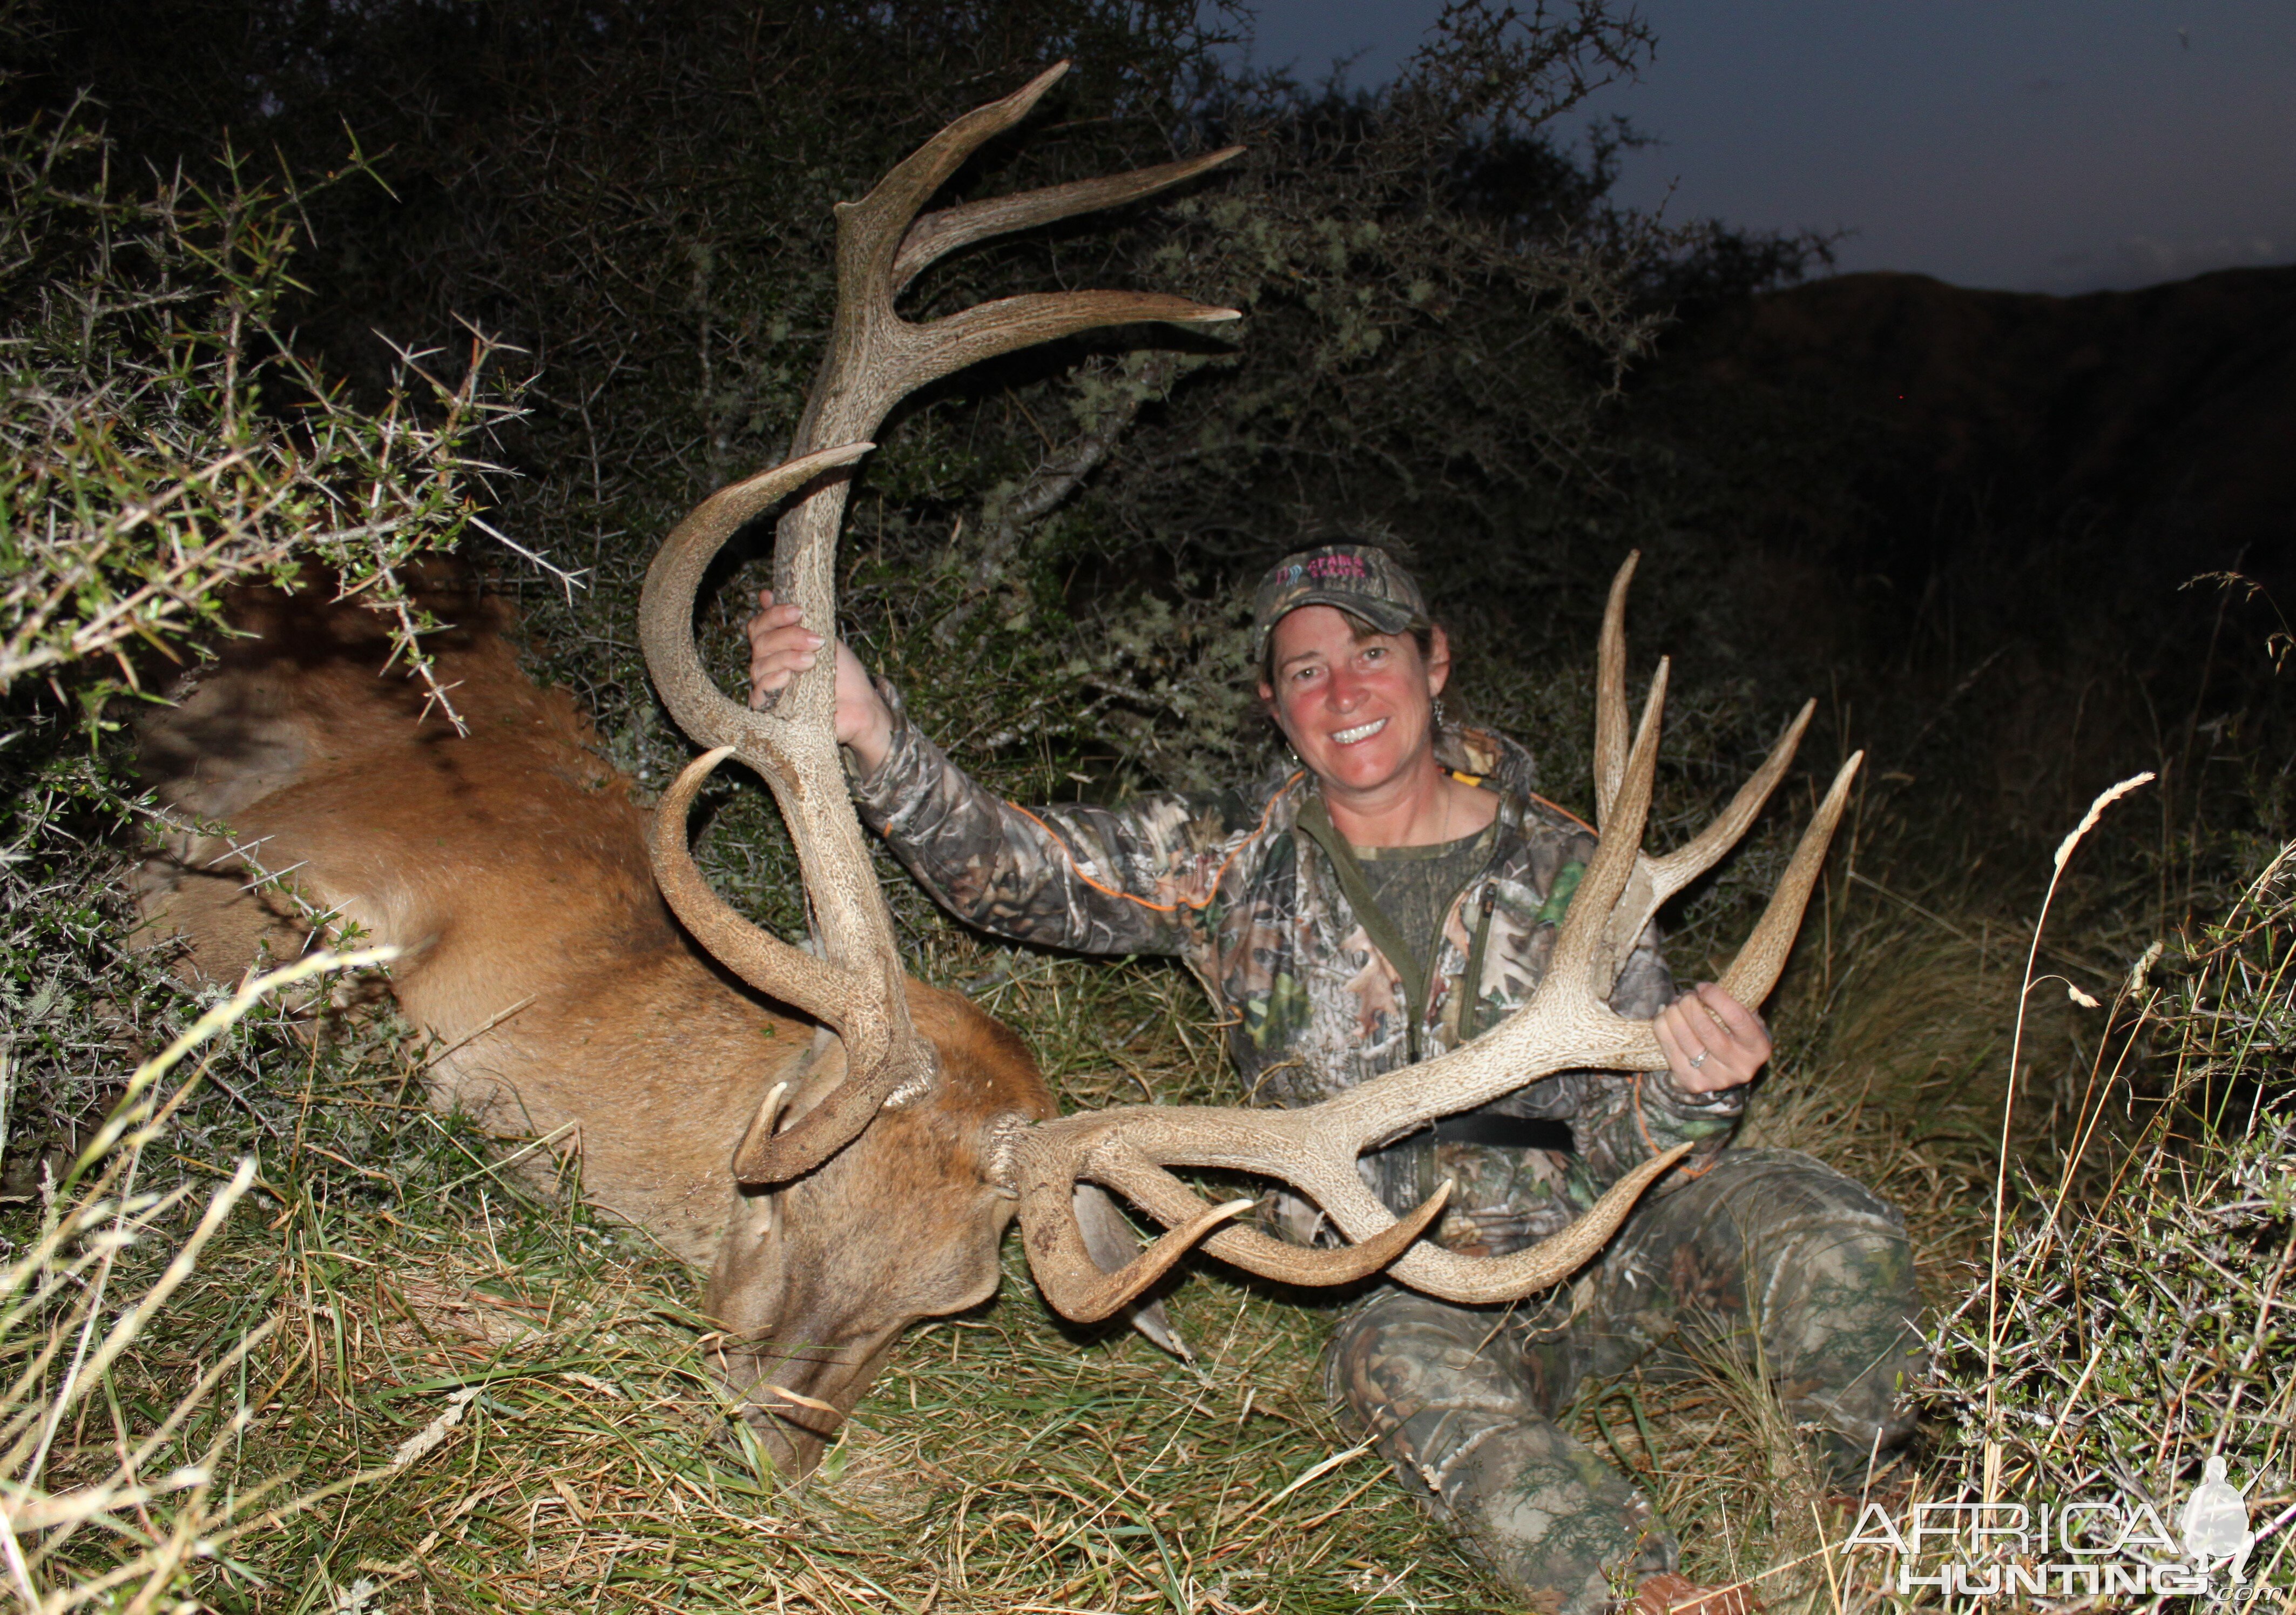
[745, 590, 896, 776]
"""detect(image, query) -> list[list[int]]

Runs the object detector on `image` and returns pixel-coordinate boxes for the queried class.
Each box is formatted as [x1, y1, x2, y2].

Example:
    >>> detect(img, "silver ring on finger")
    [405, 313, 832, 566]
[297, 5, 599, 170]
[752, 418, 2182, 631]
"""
[1689, 1048, 1710, 1069]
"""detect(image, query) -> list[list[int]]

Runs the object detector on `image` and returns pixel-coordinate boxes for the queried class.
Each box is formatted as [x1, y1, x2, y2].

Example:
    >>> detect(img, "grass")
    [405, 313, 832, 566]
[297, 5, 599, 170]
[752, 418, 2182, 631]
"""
[1921, 831, 2296, 1611]
[10, 889, 2020, 1613]
[17, 938, 1528, 1612]
[8, 659, 2288, 1614]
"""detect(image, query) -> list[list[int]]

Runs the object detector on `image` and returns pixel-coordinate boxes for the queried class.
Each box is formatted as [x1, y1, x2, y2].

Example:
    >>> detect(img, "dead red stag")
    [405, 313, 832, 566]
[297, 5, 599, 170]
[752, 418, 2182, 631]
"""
[140, 65, 1858, 1477]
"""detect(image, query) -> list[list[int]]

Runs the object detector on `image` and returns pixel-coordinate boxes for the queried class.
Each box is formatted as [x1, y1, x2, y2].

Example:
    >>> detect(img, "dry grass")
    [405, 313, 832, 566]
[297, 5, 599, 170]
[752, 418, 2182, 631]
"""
[100, 1165, 1503, 1612]
[22, 946, 1527, 1612]
[11, 788, 2239, 1613]
[28, 933, 2024, 1614]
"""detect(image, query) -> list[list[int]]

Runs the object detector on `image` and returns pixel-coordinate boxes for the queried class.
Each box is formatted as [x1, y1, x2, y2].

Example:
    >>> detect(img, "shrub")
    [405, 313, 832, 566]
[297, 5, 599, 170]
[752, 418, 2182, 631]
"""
[1924, 838, 2295, 1598]
[0, 100, 519, 722]
[0, 89, 530, 1609]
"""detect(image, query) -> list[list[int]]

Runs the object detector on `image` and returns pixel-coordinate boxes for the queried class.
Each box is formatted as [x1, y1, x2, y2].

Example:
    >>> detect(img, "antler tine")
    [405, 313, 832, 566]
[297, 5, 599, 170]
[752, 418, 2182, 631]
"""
[1377, 1143, 1692, 1303]
[1652, 700, 1815, 892]
[778, 66, 1242, 680]
[1718, 752, 1863, 1008]
[649, 749, 848, 1025]
[1550, 657, 1669, 997]
[893, 147, 1245, 294]
[896, 292, 1239, 401]
[652, 747, 925, 1187]
[1602, 701, 1817, 964]
[832, 62, 1076, 303]
[1592, 551, 1638, 828]
[1107, 1129, 1684, 1309]
[1100, 1149, 1454, 1289]
[1027, 1192, 1260, 1325]
[638, 443, 876, 756]
[1016, 1122, 1455, 1320]
[1062, 1183, 1454, 1322]
[1011, 1119, 1248, 1321]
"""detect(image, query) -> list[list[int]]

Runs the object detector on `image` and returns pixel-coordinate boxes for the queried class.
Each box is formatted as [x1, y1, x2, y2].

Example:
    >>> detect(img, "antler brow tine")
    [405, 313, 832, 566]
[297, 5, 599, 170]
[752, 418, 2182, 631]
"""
[893, 147, 1245, 294]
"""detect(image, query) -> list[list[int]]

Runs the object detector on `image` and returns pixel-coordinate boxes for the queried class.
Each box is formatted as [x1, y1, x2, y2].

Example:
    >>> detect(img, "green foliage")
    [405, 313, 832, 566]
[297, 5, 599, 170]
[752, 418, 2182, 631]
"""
[26, 0, 1819, 805]
[0, 99, 519, 722]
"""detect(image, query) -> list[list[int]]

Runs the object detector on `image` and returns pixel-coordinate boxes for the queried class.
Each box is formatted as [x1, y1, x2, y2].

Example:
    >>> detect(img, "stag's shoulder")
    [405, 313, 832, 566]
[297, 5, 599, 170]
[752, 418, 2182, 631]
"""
[139, 571, 607, 817]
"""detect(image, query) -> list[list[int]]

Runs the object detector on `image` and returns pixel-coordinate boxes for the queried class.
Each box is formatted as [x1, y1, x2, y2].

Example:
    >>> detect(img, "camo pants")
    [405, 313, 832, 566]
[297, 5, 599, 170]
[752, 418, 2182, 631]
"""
[1326, 1150, 1923, 1614]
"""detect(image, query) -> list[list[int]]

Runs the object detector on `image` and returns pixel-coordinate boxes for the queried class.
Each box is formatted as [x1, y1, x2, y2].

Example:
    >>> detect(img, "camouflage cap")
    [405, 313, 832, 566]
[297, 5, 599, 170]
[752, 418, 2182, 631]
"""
[1250, 543, 1429, 665]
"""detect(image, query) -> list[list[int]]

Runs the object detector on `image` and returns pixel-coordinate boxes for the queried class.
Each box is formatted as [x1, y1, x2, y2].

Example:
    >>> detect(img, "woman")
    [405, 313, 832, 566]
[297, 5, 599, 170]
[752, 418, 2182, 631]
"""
[748, 542, 1921, 1615]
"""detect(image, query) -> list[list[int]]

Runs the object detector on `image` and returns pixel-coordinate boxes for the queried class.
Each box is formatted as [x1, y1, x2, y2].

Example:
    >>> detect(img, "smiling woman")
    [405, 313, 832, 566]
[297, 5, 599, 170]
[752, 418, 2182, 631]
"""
[1253, 558, 1489, 843]
[747, 540, 1922, 1614]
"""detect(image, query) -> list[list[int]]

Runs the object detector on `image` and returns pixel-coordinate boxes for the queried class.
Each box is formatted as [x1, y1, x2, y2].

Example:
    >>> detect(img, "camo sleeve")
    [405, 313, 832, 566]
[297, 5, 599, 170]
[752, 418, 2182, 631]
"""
[1569, 926, 1746, 1198]
[847, 679, 1240, 958]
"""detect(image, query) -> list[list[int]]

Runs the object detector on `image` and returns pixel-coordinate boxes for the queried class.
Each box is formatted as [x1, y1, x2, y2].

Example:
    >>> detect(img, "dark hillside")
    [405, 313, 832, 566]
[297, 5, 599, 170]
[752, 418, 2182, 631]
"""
[1684, 265, 2296, 586]
[1617, 264, 2296, 889]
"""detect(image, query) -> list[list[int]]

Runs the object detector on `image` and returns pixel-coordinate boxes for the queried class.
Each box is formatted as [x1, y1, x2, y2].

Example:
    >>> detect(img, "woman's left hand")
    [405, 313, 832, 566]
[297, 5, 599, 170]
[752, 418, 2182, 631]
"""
[1655, 983, 1771, 1094]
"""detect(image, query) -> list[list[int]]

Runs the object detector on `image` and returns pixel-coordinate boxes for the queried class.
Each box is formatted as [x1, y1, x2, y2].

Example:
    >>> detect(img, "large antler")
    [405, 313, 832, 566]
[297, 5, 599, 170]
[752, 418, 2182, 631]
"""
[641, 65, 1240, 1181]
[1015, 555, 1863, 1318]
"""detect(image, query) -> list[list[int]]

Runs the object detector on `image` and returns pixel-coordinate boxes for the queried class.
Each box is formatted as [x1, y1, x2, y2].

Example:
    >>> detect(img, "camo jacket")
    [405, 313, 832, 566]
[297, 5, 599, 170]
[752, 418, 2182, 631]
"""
[849, 683, 1745, 1256]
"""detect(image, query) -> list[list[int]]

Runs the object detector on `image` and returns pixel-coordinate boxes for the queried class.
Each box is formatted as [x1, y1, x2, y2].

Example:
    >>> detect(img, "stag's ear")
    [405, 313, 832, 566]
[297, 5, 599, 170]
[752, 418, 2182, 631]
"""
[1072, 1183, 1194, 1362]
[778, 1027, 845, 1120]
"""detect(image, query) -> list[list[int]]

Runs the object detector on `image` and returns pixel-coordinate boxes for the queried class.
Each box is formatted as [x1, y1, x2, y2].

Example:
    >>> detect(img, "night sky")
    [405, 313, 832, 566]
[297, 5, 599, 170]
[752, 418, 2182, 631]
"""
[1230, 0, 2296, 292]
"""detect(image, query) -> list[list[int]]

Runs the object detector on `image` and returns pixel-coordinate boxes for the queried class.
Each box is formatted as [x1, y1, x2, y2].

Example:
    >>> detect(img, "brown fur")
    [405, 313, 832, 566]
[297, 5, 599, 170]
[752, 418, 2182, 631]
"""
[134, 578, 1055, 1472]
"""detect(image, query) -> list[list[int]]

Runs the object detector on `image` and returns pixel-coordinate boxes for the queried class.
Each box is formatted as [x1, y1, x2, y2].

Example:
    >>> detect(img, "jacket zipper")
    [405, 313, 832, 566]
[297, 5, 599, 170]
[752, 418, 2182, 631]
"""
[1460, 881, 1498, 1042]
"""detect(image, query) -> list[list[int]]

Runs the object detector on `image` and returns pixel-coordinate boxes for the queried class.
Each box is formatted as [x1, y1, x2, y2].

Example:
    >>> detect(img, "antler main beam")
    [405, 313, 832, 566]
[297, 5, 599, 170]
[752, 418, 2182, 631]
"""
[642, 71, 1862, 1325]
[1016, 556, 1861, 1318]
[641, 64, 1239, 1183]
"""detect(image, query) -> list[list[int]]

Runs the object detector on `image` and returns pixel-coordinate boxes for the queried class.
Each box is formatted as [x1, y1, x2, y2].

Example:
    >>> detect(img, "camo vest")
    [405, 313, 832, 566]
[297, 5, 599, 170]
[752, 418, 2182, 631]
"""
[849, 684, 1744, 1255]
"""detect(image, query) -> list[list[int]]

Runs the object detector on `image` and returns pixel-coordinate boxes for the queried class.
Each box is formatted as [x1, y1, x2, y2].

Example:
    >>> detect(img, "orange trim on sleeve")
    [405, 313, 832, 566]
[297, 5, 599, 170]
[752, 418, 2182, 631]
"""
[998, 772, 1305, 915]
[1523, 790, 1595, 835]
[1631, 1071, 1719, 1178]
[1630, 1072, 1659, 1154]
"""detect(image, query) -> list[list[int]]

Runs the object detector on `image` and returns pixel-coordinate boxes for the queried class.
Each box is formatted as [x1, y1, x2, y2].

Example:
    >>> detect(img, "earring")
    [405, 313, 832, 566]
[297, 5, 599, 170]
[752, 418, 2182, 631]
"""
[1433, 695, 1449, 730]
